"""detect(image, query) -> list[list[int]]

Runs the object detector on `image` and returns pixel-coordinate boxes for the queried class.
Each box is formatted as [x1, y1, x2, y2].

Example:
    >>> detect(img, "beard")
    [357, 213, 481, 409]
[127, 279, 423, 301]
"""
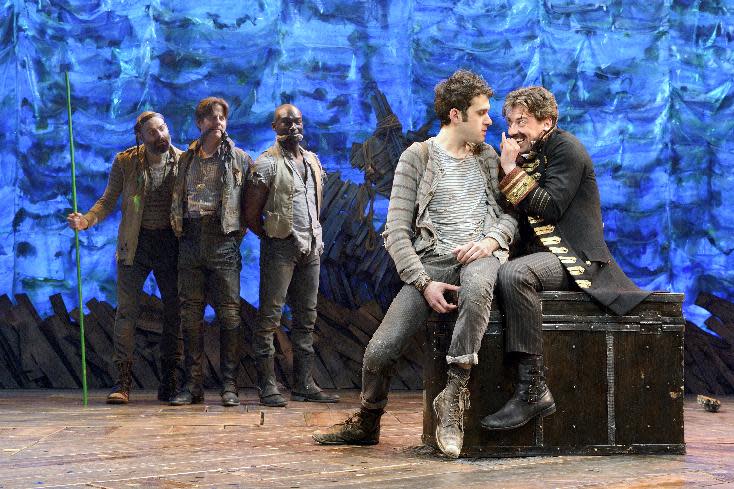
[151, 138, 170, 154]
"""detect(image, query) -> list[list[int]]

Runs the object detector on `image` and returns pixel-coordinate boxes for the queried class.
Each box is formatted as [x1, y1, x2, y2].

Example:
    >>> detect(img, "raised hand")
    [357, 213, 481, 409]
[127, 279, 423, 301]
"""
[500, 131, 521, 174]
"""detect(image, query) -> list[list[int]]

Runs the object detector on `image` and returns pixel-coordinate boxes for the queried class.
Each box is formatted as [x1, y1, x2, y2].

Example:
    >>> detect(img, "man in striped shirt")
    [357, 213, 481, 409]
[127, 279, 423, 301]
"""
[314, 70, 517, 458]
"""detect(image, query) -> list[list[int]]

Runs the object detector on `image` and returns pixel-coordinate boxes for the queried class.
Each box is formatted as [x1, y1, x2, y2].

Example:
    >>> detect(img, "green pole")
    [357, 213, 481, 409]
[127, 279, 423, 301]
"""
[65, 71, 89, 406]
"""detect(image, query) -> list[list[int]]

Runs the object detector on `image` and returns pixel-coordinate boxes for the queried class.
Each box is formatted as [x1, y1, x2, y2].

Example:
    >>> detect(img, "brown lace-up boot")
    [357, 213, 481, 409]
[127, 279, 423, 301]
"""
[312, 408, 383, 445]
[107, 360, 133, 404]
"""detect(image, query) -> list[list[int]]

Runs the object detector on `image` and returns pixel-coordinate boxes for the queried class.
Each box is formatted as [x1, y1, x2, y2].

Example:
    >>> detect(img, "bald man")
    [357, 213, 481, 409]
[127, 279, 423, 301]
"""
[67, 111, 182, 404]
[244, 104, 338, 406]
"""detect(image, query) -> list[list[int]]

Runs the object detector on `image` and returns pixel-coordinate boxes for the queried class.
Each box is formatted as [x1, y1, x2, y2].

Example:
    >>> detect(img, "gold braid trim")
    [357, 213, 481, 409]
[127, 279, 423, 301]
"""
[499, 167, 538, 206]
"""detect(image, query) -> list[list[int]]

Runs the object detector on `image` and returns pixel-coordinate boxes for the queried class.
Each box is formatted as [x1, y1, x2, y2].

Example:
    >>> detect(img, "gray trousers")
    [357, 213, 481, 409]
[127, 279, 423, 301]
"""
[254, 236, 320, 359]
[361, 253, 501, 410]
[498, 252, 572, 355]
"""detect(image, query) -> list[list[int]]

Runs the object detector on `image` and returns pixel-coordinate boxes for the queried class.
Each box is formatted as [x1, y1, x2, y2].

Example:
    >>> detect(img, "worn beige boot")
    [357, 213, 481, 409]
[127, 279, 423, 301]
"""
[432, 365, 470, 458]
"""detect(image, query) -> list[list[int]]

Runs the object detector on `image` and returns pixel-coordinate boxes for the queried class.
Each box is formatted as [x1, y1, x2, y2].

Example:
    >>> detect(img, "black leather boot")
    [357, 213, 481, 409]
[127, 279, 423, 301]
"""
[107, 360, 133, 404]
[220, 326, 240, 407]
[480, 355, 556, 430]
[312, 408, 383, 445]
[170, 322, 204, 406]
[291, 352, 339, 403]
[157, 358, 179, 403]
[255, 356, 287, 407]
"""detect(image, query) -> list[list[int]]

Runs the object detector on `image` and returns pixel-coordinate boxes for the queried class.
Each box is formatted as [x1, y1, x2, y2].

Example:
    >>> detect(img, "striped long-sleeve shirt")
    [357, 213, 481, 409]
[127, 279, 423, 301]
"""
[382, 138, 518, 285]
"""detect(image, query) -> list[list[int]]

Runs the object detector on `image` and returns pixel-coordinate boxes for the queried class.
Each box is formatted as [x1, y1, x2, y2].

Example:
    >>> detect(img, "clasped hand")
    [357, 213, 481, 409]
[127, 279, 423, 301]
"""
[67, 212, 88, 230]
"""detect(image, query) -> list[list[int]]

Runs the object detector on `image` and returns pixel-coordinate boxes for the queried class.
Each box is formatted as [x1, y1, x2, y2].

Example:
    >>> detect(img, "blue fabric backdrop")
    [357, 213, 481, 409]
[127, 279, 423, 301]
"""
[0, 1, 731, 330]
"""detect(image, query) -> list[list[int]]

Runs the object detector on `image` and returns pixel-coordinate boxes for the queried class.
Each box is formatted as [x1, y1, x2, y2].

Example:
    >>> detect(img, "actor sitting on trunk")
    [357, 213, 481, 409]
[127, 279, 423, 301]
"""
[169, 97, 253, 408]
[67, 111, 182, 404]
[244, 104, 338, 407]
[313, 69, 517, 458]
[481, 86, 649, 431]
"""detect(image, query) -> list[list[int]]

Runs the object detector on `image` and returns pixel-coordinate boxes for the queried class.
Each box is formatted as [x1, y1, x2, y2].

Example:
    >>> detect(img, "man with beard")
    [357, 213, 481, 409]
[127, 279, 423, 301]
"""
[313, 70, 517, 458]
[67, 111, 182, 404]
[169, 97, 253, 407]
[244, 104, 338, 407]
[480, 86, 649, 431]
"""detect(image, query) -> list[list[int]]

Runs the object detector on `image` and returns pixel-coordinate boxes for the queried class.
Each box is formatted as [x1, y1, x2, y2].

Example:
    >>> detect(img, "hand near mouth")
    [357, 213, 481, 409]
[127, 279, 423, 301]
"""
[500, 132, 520, 174]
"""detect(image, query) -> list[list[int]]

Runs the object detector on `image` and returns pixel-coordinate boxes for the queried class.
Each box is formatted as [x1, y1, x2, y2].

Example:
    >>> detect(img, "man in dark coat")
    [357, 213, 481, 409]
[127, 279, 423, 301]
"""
[481, 86, 650, 431]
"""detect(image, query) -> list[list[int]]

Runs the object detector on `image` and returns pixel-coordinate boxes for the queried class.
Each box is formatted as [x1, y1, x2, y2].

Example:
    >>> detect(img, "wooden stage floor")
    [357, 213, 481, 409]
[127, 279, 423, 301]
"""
[1, 390, 732, 488]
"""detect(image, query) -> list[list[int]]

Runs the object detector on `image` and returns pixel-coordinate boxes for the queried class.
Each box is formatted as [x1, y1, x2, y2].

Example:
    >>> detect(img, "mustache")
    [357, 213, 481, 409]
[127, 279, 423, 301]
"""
[276, 132, 304, 142]
[201, 128, 230, 149]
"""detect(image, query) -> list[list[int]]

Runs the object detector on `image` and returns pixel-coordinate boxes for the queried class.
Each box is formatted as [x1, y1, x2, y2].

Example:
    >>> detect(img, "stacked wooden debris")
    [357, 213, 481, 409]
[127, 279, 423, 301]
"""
[684, 292, 734, 395]
[319, 89, 430, 311]
[0, 292, 425, 391]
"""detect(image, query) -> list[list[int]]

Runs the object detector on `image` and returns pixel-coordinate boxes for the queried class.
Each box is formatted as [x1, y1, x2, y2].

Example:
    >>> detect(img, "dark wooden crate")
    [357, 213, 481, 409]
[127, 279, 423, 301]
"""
[422, 291, 685, 457]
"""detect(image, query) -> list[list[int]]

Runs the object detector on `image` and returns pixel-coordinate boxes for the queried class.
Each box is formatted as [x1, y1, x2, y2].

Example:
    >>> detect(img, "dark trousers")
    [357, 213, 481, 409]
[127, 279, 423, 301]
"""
[498, 252, 572, 355]
[178, 217, 242, 390]
[114, 228, 180, 367]
[361, 253, 501, 410]
[254, 236, 320, 360]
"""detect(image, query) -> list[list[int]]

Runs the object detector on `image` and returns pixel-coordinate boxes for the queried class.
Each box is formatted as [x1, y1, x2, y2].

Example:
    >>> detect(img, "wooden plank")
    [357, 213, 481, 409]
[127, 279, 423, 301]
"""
[697, 292, 734, 323]
[316, 344, 354, 389]
[74, 303, 115, 369]
[49, 293, 71, 326]
[310, 350, 334, 389]
[273, 325, 294, 381]
[0, 318, 26, 386]
[13, 300, 77, 388]
[0, 318, 22, 388]
[86, 299, 116, 343]
[0, 294, 12, 316]
[202, 322, 221, 389]
[316, 294, 351, 324]
[14, 294, 42, 325]
[38, 316, 83, 387]
[315, 318, 364, 365]
[70, 308, 114, 387]
[132, 333, 160, 389]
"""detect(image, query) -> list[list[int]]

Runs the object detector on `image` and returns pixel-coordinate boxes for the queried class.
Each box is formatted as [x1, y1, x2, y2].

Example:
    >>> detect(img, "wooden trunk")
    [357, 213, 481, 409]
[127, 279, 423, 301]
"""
[423, 291, 686, 457]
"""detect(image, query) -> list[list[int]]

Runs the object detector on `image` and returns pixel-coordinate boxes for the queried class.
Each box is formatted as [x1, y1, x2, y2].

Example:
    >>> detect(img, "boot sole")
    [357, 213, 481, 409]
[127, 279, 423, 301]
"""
[432, 396, 461, 459]
[106, 398, 128, 405]
[312, 435, 379, 445]
[480, 403, 557, 431]
[291, 394, 340, 403]
[169, 397, 205, 406]
[259, 399, 287, 407]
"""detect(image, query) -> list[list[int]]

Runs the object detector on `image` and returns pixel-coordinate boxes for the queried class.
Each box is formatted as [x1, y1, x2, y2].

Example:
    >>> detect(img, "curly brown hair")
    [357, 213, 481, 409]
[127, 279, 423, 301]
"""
[502, 86, 558, 126]
[195, 96, 229, 123]
[434, 69, 493, 126]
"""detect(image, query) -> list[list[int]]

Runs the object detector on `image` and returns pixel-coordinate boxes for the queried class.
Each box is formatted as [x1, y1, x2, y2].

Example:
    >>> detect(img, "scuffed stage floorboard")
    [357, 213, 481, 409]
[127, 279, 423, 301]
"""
[0, 390, 732, 488]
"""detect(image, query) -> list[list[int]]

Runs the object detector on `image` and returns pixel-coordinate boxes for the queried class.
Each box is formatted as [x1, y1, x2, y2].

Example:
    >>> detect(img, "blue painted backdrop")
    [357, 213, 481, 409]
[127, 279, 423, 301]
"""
[0, 1, 732, 329]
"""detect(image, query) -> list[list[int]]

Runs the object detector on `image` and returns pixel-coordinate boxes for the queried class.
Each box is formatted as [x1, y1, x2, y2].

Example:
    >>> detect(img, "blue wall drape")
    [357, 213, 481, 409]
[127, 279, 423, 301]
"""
[0, 1, 731, 329]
